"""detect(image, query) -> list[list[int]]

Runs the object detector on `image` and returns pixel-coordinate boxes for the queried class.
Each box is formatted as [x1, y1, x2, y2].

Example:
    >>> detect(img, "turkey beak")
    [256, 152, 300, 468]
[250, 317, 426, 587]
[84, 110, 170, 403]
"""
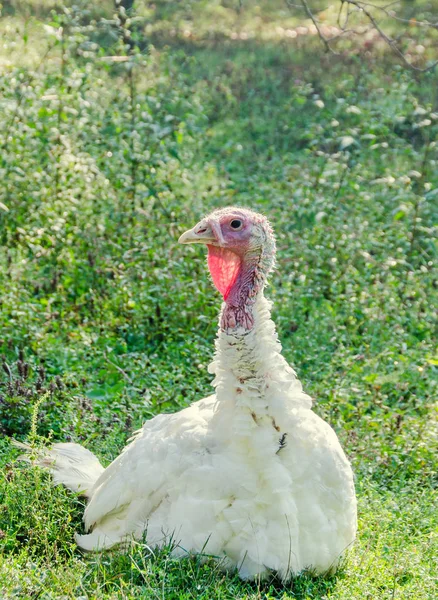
[179, 220, 218, 245]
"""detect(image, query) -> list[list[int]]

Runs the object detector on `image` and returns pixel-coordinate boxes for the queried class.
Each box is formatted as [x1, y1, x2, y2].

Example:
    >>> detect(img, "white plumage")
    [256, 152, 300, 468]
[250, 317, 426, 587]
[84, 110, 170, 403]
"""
[18, 207, 357, 580]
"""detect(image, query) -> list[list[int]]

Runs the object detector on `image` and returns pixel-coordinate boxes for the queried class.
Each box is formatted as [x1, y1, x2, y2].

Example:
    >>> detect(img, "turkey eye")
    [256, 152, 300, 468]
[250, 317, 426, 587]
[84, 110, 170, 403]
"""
[230, 219, 242, 230]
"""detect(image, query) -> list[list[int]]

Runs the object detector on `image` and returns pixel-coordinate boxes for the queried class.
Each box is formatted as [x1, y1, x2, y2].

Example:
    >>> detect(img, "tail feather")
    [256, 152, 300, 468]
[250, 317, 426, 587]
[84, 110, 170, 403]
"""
[13, 440, 105, 498]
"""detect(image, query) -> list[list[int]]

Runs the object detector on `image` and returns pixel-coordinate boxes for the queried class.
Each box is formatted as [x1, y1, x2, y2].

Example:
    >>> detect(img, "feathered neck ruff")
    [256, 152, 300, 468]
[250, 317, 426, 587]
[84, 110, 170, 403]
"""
[208, 295, 312, 437]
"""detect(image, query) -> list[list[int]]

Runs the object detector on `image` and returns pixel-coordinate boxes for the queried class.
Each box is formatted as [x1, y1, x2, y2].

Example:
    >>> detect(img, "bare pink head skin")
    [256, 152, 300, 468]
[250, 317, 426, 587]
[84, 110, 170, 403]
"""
[179, 207, 276, 331]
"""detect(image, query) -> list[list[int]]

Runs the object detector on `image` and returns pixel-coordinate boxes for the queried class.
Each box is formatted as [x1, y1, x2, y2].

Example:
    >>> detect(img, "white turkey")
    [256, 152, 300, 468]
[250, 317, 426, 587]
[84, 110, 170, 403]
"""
[16, 206, 357, 581]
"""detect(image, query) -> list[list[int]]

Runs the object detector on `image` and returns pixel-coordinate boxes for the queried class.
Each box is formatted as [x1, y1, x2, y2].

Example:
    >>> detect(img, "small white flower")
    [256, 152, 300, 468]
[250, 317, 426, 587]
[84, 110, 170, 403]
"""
[346, 105, 361, 115]
[373, 175, 395, 184]
[340, 136, 355, 149]
[314, 99, 324, 109]
[413, 106, 427, 116]
[43, 25, 63, 40]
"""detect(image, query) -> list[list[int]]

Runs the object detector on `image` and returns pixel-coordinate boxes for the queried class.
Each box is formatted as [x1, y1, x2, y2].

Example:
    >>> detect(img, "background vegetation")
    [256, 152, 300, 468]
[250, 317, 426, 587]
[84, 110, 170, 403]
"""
[0, 1, 437, 598]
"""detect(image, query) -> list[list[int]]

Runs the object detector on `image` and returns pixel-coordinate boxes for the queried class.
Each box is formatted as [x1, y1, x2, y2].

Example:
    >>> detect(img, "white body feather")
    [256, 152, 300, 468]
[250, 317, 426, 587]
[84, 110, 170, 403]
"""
[31, 295, 357, 580]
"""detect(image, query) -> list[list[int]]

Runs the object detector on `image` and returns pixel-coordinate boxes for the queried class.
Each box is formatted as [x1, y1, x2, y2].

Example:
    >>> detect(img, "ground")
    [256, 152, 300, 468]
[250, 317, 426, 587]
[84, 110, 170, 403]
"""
[0, 1, 437, 598]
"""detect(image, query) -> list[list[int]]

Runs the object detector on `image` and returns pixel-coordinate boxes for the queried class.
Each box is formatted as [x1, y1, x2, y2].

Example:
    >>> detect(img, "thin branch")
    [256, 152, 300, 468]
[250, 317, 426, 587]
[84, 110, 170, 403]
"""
[355, 0, 438, 28]
[296, 0, 337, 54]
[103, 351, 136, 386]
[283, 2, 307, 9]
[337, 0, 346, 29]
[359, 0, 400, 9]
[387, 16, 438, 28]
[286, 0, 438, 73]
[345, 0, 438, 72]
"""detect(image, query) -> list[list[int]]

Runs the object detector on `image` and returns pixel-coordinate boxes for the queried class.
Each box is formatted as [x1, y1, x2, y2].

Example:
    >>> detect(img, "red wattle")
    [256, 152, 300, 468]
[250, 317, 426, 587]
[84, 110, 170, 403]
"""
[207, 246, 242, 300]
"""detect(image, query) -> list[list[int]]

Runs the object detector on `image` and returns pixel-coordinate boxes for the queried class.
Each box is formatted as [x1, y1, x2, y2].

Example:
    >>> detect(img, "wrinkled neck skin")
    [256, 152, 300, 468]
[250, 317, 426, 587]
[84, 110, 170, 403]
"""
[208, 255, 311, 437]
[220, 255, 262, 331]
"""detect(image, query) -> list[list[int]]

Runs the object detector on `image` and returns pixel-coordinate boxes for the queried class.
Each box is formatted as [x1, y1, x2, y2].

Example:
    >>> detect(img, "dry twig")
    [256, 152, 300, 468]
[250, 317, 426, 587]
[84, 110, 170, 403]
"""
[287, 0, 438, 72]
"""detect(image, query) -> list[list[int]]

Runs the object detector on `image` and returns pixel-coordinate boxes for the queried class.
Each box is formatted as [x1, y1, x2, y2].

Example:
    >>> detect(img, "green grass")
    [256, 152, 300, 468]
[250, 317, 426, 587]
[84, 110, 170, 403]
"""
[0, 1, 437, 598]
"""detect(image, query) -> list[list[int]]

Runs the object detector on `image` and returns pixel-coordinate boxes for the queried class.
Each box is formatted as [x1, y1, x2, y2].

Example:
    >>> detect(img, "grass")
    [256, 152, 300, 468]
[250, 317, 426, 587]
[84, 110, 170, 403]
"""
[0, 0, 437, 598]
